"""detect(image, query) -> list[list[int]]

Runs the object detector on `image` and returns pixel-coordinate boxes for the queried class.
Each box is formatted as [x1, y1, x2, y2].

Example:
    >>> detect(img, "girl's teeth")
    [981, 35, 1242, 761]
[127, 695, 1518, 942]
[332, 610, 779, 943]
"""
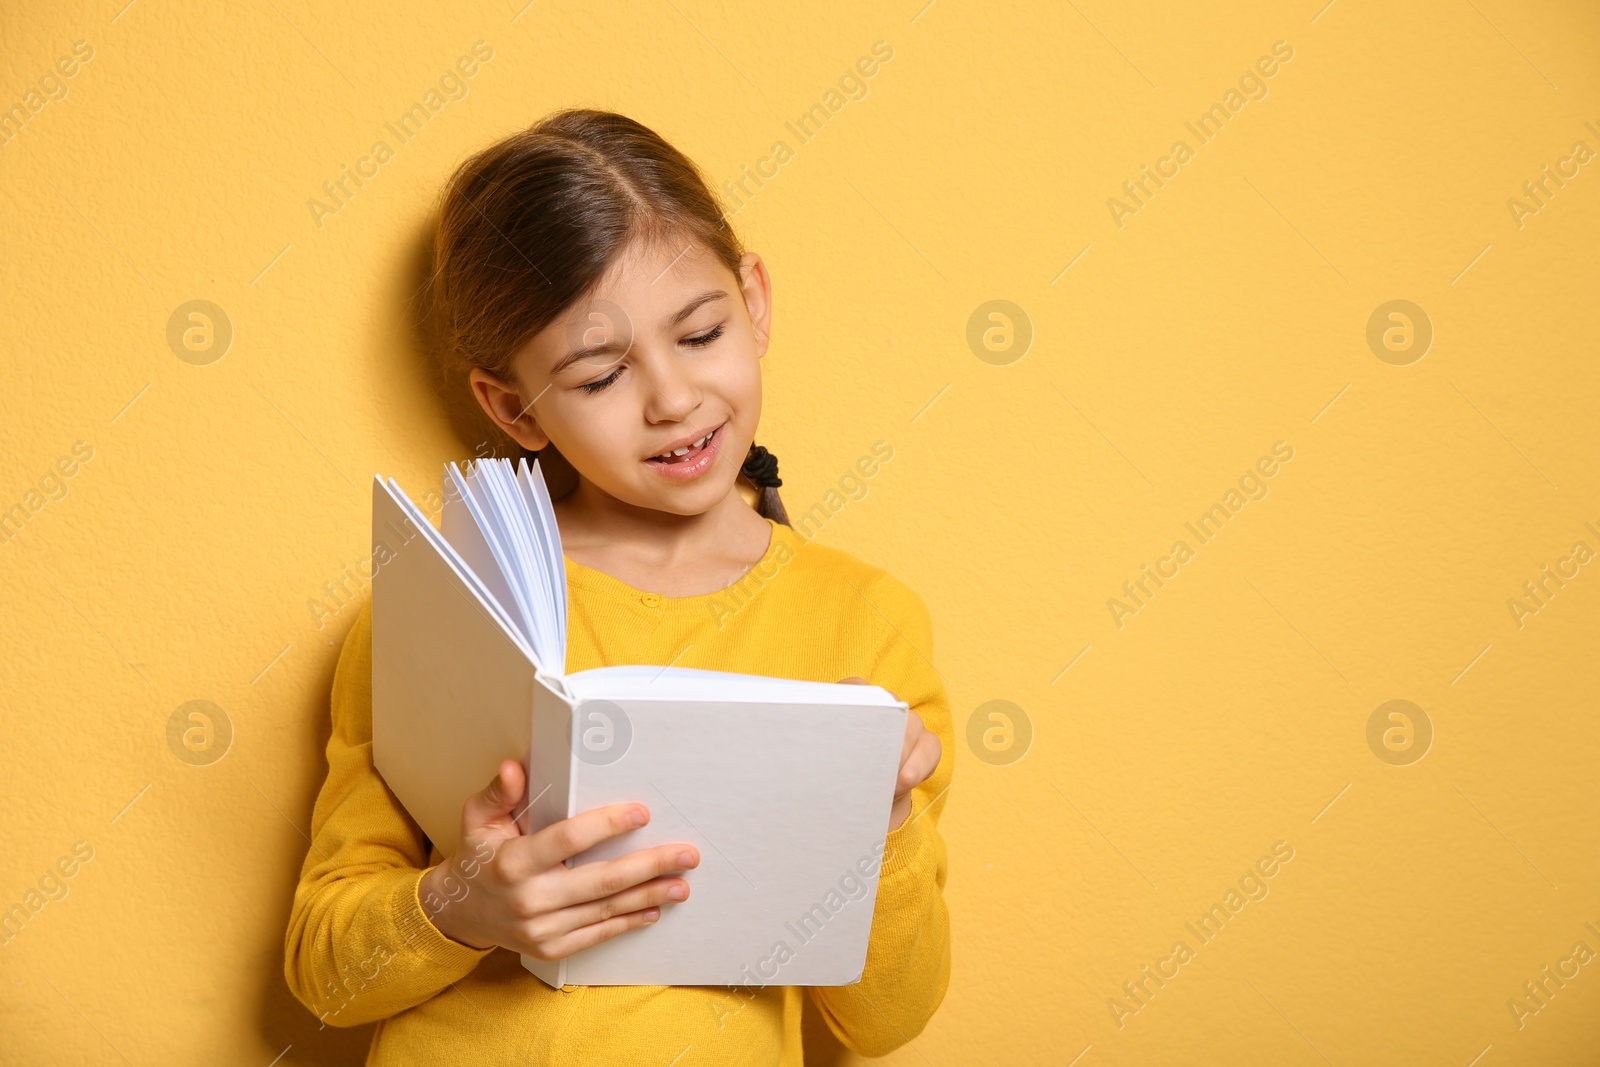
[656, 431, 712, 460]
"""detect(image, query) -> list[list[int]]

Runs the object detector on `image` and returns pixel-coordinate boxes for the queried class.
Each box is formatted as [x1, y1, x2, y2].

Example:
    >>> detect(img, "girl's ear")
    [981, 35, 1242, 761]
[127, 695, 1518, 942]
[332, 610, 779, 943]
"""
[739, 252, 773, 358]
[469, 366, 551, 452]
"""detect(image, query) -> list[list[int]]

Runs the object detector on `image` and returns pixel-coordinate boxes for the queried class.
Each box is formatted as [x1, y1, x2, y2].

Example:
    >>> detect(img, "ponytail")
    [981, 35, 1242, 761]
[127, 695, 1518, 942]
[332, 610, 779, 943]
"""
[740, 443, 789, 527]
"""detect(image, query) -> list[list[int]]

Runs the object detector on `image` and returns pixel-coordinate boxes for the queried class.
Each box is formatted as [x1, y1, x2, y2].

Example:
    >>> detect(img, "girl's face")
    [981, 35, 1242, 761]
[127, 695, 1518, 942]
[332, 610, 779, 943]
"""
[470, 233, 772, 518]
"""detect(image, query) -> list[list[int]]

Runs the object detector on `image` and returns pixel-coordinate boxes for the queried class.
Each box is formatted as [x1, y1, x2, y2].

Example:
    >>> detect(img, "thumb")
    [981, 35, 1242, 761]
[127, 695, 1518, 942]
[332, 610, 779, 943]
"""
[461, 758, 526, 838]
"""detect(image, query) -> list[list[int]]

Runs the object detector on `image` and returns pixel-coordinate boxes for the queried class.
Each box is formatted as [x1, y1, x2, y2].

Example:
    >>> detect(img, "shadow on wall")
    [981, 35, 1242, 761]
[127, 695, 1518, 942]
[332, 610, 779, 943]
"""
[250, 613, 379, 1064]
[400, 218, 581, 500]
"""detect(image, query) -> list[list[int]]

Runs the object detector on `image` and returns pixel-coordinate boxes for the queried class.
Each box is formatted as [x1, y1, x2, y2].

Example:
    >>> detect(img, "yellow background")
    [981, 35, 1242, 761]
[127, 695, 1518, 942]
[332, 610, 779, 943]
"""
[2, 0, 1597, 1063]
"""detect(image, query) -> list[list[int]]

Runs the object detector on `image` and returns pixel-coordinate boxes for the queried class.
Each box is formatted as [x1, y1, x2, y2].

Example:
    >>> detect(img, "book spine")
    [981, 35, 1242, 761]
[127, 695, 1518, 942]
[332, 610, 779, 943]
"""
[563, 687, 580, 826]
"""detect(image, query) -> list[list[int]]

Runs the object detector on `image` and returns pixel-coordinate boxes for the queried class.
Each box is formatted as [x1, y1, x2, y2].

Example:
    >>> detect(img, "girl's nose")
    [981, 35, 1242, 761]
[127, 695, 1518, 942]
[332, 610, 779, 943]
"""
[638, 344, 703, 423]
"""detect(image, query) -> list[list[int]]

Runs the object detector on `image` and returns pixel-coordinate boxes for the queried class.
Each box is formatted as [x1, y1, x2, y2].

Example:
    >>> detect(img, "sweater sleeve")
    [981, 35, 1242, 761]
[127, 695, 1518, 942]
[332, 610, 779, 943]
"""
[282, 598, 495, 1027]
[807, 572, 954, 1057]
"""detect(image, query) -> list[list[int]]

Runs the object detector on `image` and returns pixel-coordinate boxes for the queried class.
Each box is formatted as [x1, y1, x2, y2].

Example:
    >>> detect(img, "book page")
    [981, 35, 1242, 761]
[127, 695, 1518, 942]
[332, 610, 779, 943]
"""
[516, 456, 568, 666]
[443, 463, 536, 649]
[474, 459, 562, 673]
[475, 462, 552, 652]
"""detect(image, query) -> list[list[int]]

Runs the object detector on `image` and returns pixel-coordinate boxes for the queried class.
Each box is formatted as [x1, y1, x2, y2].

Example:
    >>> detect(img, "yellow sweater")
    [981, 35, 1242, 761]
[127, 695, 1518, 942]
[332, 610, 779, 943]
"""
[284, 516, 954, 1065]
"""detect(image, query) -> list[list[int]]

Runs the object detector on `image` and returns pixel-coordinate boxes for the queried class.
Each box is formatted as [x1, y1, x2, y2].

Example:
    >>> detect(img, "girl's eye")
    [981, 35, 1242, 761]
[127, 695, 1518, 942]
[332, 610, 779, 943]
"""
[684, 324, 724, 347]
[579, 368, 623, 394]
[578, 325, 721, 394]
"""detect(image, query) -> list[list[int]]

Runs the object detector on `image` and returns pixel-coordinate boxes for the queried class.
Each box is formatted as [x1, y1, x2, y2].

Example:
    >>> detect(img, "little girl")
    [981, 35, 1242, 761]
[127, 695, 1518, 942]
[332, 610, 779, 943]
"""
[284, 108, 953, 1066]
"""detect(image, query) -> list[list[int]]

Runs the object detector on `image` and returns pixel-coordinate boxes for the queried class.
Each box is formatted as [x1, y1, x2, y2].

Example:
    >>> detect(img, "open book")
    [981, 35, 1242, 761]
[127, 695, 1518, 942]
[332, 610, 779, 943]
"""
[369, 458, 908, 989]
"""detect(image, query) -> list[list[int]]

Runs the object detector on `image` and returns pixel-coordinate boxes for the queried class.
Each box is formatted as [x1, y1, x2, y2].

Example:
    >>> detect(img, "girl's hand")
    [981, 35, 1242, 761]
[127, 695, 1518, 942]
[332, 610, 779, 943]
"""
[418, 759, 699, 959]
[838, 678, 942, 832]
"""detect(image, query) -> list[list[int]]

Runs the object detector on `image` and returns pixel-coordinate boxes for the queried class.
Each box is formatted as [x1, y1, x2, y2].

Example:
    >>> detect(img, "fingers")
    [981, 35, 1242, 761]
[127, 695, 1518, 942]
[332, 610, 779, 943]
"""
[523, 903, 665, 962]
[546, 873, 690, 934]
[514, 846, 700, 963]
[895, 707, 924, 776]
[461, 759, 527, 837]
[436, 794, 700, 961]
[896, 727, 942, 797]
[520, 803, 675, 872]
[540, 843, 699, 912]
[841, 684, 932, 797]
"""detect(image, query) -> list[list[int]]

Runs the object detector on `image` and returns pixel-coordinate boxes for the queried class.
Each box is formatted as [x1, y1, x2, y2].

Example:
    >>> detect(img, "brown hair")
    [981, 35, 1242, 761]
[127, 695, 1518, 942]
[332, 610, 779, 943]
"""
[428, 107, 789, 526]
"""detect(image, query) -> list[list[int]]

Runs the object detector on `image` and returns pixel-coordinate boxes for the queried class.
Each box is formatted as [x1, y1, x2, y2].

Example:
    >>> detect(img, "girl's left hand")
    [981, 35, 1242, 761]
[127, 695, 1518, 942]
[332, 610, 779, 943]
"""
[838, 677, 942, 832]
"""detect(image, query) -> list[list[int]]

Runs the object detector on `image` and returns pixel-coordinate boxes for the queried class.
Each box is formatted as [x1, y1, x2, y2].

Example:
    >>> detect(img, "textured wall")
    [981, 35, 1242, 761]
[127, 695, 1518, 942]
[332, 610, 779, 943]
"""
[1, 0, 1597, 1064]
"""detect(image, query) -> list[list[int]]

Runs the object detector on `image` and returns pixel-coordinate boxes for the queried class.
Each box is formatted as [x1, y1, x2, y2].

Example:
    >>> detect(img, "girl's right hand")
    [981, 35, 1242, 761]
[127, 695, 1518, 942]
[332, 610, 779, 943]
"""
[419, 759, 698, 960]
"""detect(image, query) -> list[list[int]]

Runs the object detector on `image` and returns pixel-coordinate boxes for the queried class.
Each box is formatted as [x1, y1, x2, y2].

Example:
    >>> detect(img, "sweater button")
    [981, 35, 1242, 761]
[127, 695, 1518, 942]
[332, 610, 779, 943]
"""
[641, 592, 662, 607]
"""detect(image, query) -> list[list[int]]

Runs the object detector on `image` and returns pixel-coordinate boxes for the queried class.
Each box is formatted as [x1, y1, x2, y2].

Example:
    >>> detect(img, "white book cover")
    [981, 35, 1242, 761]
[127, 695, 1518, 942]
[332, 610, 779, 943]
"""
[369, 458, 908, 989]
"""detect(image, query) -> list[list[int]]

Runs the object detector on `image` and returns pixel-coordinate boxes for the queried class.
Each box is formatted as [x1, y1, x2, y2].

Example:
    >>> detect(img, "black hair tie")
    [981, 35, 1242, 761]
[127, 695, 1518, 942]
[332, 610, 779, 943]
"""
[741, 443, 782, 488]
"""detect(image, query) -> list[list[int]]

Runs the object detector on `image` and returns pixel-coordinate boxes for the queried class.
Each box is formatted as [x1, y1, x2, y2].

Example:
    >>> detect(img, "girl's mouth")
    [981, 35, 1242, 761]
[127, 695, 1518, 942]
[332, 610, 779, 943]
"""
[644, 424, 723, 481]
